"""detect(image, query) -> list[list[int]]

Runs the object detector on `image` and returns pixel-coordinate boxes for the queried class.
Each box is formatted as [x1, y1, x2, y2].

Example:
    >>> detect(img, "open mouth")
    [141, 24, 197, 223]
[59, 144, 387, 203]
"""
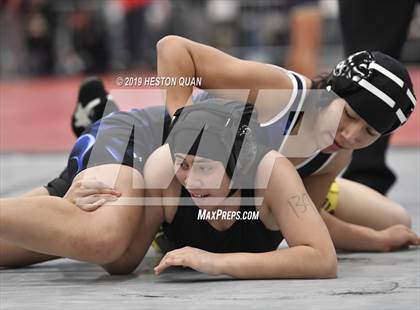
[190, 192, 210, 198]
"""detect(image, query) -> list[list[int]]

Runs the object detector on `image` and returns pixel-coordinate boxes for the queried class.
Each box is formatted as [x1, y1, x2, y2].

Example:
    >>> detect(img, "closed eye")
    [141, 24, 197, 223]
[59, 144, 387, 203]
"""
[366, 127, 378, 137]
[198, 166, 213, 172]
[175, 161, 189, 170]
[344, 109, 356, 120]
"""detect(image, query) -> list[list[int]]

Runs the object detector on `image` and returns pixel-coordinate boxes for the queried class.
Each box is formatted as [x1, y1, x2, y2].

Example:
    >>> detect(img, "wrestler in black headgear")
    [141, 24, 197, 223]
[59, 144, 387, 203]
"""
[327, 51, 416, 134]
[167, 99, 264, 195]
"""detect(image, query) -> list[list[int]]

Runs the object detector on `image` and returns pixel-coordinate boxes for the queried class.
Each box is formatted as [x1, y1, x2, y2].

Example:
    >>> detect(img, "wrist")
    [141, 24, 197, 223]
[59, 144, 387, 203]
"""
[371, 229, 387, 252]
[214, 253, 229, 276]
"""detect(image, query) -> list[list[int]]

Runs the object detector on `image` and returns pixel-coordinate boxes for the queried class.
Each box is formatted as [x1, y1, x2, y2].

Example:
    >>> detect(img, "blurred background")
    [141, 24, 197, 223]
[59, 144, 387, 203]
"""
[2, 0, 420, 77]
[0, 0, 419, 153]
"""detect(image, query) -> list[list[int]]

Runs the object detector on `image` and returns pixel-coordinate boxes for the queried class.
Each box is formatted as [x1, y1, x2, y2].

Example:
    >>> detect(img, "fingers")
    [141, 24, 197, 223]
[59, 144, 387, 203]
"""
[76, 179, 121, 195]
[154, 259, 170, 276]
[75, 194, 119, 204]
[72, 179, 121, 199]
[400, 225, 420, 247]
[75, 194, 119, 211]
[78, 188, 121, 197]
[394, 228, 420, 250]
[154, 257, 174, 276]
[154, 249, 189, 276]
[407, 230, 420, 246]
[78, 179, 111, 189]
[154, 251, 175, 275]
[77, 199, 107, 212]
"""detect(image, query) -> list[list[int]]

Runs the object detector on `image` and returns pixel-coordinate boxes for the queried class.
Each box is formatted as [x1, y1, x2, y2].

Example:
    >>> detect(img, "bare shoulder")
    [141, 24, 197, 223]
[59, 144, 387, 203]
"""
[144, 144, 175, 189]
[254, 150, 317, 227]
[255, 151, 300, 186]
[254, 151, 299, 229]
[315, 149, 353, 176]
[143, 144, 180, 222]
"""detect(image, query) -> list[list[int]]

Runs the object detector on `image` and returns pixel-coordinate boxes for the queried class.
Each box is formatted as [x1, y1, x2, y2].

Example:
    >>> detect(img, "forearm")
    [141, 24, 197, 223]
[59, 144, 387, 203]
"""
[218, 246, 336, 279]
[320, 209, 382, 251]
[0, 197, 123, 264]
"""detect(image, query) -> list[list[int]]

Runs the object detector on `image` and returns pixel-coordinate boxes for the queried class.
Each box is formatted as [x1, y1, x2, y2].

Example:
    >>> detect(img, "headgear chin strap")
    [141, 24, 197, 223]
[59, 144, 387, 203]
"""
[327, 51, 417, 135]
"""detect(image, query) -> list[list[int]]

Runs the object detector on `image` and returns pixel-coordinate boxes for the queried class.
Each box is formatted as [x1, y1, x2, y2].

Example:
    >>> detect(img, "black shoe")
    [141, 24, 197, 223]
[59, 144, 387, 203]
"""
[71, 77, 119, 137]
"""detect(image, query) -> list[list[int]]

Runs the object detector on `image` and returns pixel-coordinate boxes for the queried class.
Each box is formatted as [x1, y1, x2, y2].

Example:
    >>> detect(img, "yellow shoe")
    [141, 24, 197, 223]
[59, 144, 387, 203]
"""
[323, 181, 340, 214]
[151, 227, 176, 255]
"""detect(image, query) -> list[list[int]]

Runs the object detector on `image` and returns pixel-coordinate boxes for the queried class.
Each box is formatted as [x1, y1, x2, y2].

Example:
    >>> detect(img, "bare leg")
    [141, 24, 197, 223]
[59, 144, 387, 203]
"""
[0, 187, 58, 267]
[0, 164, 144, 266]
[102, 203, 164, 275]
[334, 178, 411, 230]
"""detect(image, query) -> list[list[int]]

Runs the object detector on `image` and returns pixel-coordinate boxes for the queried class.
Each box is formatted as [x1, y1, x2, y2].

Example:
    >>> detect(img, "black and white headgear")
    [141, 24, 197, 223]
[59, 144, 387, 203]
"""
[327, 51, 417, 134]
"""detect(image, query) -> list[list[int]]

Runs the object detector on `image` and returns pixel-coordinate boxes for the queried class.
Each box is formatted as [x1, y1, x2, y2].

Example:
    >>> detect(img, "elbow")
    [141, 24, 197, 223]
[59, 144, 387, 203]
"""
[317, 249, 337, 279]
[304, 244, 337, 279]
[156, 35, 185, 55]
[321, 255, 337, 279]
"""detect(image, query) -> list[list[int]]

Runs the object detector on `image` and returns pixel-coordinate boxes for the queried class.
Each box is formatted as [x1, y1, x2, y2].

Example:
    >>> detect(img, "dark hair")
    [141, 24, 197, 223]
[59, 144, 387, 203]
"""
[311, 73, 330, 90]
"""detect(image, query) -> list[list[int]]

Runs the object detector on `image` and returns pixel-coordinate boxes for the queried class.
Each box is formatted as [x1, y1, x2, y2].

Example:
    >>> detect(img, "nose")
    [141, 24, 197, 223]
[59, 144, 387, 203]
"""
[341, 122, 363, 145]
[185, 171, 203, 189]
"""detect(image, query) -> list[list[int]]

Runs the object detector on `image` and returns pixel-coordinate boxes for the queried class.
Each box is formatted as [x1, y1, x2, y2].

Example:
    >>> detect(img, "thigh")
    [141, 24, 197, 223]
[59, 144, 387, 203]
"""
[0, 240, 58, 267]
[73, 163, 146, 243]
[0, 187, 58, 267]
[334, 178, 411, 230]
[101, 204, 164, 274]
[1, 164, 145, 266]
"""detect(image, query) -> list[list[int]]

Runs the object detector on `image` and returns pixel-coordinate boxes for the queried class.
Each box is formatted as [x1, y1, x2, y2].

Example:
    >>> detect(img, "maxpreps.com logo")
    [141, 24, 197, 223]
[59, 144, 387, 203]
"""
[197, 209, 259, 221]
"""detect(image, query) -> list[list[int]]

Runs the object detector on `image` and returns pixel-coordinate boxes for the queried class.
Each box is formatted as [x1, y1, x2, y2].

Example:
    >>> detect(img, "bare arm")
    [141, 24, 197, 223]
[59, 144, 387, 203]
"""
[303, 151, 419, 251]
[319, 209, 383, 251]
[157, 35, 298, 120]
[302, 150, 382, 251]
[219, 153, 337, 279]
[303, 150, 352, 210]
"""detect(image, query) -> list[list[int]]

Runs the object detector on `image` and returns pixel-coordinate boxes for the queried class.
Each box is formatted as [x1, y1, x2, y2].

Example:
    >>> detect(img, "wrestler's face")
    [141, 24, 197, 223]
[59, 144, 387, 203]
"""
[315, 98, 381, 153]
[174, 153, 232, 209]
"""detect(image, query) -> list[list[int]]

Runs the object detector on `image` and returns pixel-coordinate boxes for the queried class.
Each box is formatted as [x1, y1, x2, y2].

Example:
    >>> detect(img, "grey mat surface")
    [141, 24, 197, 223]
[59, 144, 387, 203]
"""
[1, 149, 419, 310]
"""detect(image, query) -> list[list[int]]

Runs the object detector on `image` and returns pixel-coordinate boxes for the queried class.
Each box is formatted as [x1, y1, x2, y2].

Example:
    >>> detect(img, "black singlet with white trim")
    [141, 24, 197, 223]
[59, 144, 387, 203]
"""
[162, 186, 283, 253]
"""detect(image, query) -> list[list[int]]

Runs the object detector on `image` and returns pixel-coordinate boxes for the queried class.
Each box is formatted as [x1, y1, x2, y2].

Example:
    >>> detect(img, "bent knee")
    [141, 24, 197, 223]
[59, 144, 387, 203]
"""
[392, 205, 412, 228]
[87, 228, 134, 265]
[378, 202, 413, 229]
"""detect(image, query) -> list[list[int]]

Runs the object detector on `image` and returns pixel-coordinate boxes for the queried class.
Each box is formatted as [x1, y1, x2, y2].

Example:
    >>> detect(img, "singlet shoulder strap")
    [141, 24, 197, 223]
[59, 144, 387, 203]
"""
[260, 68, 307, 128]
[297, 152, 336, 177]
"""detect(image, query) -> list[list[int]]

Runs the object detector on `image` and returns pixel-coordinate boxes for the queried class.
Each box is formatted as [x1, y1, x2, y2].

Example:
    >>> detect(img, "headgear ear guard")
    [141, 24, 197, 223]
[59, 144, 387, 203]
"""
[167, 99, 260, 189]
[326, 50, 417, 134]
